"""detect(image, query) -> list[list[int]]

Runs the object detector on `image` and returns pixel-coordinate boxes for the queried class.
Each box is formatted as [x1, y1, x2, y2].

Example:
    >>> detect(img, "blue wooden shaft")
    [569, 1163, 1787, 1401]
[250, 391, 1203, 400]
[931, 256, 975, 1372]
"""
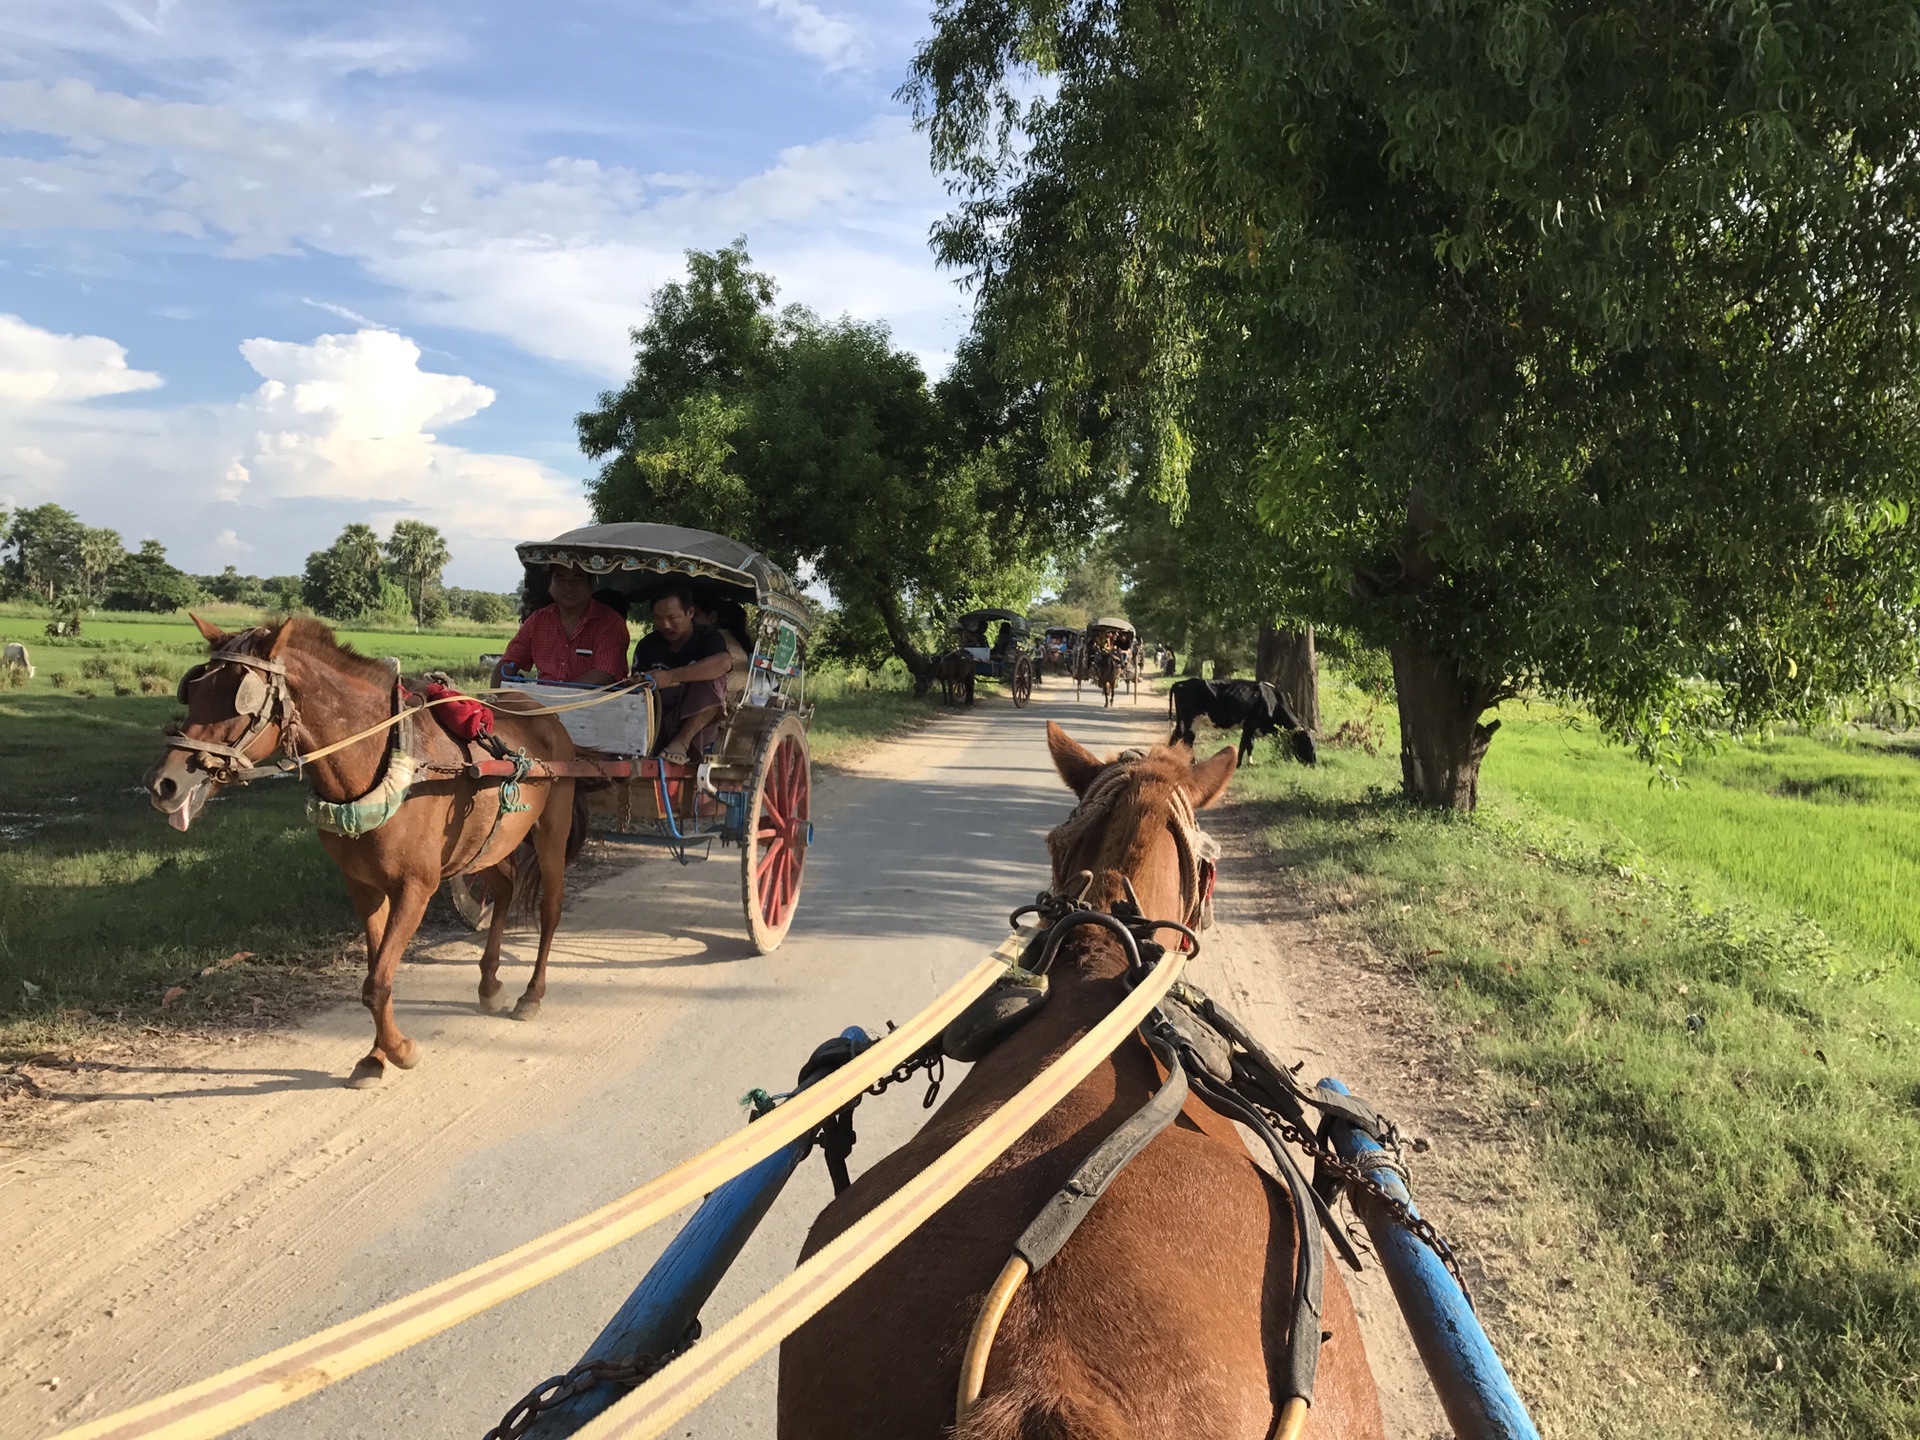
[1318, 1077, 1541, 1440]
[517, 1021, 878, 1436]
[520, 1140, 808, 1436]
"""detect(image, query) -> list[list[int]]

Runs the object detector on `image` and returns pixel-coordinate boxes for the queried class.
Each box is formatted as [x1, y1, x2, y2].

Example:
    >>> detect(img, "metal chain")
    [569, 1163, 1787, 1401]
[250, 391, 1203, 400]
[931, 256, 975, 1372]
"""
[481, 1320, 700, 1440]
[866, 1048, 945, 1110]
[1251, 1101, 1475, 1306]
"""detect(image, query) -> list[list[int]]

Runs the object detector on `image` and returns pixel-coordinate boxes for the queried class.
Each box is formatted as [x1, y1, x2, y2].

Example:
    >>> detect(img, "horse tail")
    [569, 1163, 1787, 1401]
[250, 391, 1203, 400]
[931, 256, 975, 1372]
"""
[506, 784, 588, 922]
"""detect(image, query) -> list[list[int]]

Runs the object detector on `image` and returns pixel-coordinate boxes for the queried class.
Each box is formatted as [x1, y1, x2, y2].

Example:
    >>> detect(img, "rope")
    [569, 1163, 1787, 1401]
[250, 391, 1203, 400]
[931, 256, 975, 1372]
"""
[569, 946, 1187, 1440]
[43, 952, 1014, 1440]
[293, 682, 647, 767]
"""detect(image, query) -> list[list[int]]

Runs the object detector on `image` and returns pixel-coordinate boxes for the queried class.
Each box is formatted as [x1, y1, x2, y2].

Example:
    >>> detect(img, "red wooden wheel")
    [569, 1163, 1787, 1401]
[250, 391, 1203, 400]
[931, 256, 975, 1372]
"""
[1011, 656, 1033, 708]
[742, 714, 810, 952]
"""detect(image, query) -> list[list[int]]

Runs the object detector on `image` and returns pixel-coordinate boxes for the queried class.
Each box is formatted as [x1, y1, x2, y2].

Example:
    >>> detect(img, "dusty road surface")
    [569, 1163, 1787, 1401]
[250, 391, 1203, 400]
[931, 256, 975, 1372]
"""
[7, 693, 1449, 1439]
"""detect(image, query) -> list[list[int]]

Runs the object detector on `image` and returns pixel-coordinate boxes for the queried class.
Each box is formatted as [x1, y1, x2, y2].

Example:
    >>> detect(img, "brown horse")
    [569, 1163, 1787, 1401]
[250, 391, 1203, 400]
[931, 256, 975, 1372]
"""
[778, 724, 1383, 1438]
[143, 616, 582, 1086]
[1092, 647, 1122, 707]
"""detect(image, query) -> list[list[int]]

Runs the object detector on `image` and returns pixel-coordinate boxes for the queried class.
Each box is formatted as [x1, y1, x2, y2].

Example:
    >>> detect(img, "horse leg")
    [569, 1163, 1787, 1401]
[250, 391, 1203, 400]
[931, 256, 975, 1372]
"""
[475, 863, 515, 1012]
[349, 878, 434, 1087]
[514, 786, 573, 1020]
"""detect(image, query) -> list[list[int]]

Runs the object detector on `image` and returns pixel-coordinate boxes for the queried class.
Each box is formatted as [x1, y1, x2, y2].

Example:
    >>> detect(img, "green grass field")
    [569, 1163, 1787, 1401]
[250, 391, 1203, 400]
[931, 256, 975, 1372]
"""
[1232, 684, 1920, 1439]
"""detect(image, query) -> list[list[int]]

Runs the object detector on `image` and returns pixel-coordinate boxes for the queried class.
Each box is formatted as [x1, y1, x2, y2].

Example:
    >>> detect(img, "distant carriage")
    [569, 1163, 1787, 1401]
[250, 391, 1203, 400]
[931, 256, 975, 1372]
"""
[1040, 626, 1080, 679]
[953, 608, 1037, 708]
[1076, 616, 1139, 706]
[447, 523, 816, 952]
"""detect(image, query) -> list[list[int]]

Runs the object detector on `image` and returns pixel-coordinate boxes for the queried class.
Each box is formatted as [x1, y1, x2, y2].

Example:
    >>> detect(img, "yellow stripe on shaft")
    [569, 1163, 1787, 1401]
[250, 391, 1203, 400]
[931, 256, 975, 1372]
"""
[44, 951, 1014, 1440]
[574, 948, 1187, 1440]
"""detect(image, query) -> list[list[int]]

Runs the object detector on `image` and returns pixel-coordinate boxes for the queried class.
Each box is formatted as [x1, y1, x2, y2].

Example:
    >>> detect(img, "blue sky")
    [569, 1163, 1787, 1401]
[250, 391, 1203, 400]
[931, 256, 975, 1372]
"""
[0, 0, 967, 587]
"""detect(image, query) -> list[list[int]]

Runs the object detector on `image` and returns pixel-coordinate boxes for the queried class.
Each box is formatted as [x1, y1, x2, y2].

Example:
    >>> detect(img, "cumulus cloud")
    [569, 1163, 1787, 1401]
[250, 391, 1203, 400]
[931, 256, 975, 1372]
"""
[0, 321, 585, 586]
[0, 313, 164, 402]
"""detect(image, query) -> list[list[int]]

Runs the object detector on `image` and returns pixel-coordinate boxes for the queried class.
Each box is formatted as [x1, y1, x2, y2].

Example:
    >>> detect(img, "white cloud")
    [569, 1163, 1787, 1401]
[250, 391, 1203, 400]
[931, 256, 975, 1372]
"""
[0, 79, 959, 376]
[0, 322, 585, 586]
[0, 312, 164, 402]
[754, 0, 866, 71]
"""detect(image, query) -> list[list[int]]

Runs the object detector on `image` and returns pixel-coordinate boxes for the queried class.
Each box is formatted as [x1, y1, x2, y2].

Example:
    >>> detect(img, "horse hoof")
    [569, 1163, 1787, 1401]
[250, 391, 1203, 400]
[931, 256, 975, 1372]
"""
[479, 989, 505, 1013]
[347, 1057, 386, 1089]
[512, 998, 541, 1022]
[387, 1039, 420, 1070]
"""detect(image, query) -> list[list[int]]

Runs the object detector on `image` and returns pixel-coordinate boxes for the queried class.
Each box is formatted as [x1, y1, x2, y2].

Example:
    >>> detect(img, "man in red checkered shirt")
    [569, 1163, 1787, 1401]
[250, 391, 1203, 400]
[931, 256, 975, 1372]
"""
[491, 566, 630, 685]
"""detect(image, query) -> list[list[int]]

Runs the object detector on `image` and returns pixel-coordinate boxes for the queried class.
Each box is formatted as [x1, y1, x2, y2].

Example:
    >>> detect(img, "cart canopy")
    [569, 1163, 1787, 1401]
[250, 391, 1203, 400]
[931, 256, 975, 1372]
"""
[1087, 616, 1136, 639]
[954, 608, 1030, 634]
[517, 523, 813, 636]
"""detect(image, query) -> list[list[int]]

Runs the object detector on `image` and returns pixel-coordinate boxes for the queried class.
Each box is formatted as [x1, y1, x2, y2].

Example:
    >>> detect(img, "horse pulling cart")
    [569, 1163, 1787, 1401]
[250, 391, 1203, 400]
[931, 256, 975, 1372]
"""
[1076, 615, 1140, 705]
[446, 523, 815, 952]
[1040, 625, 1079, 678]
[954, 607, 1037, 708]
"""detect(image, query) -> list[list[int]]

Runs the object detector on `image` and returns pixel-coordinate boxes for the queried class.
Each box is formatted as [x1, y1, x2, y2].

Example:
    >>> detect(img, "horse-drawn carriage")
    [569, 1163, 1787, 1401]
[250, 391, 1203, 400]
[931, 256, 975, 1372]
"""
[955, 607, 1037, 708]
[1040, 625, 1080, 678]
[446, 523, 815, 952]
[1076, 616, 1141, 705]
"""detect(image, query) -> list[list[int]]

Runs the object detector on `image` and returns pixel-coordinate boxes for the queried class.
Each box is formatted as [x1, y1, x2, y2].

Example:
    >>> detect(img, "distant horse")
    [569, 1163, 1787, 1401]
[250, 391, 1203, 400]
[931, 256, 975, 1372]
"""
[779, 724, 1383, 1439]
[933, 648, 977, 707]
[1091, 648, 1122, 707]
[143, 616, 583, 1086]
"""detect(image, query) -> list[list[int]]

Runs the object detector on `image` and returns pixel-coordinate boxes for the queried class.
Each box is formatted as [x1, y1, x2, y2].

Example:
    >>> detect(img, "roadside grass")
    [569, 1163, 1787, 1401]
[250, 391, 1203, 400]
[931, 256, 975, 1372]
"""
[0, 656, 939, 1059]
[1231, 686, 1920, 1438]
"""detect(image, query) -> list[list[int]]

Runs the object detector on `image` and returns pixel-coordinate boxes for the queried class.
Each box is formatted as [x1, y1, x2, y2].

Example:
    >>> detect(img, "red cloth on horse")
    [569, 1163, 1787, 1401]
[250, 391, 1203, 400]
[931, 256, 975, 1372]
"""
[423, 682, 494, 744]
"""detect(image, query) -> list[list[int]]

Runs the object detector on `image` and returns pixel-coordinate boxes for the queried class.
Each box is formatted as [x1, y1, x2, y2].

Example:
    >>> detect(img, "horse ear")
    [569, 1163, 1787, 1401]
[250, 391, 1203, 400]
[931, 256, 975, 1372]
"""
[1185, 744, 1237, 810]
[189, 613, 227, 646]
[1046, 722, 1105, 798]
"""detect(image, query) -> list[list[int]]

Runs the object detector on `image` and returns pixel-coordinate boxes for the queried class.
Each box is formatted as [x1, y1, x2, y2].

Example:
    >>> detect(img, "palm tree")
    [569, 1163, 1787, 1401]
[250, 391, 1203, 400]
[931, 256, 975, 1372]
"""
[383, 520, 451, 629]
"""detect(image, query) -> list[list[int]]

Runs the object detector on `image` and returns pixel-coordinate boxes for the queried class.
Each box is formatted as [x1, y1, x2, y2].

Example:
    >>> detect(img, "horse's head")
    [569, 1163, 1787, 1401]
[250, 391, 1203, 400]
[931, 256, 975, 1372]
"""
[1043, 721, 1235, 932]
[144, 614, 296, 832]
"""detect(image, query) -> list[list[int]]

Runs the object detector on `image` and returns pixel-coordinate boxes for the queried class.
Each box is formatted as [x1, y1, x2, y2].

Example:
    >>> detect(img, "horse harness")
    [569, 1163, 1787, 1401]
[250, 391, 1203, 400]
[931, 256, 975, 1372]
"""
[834, 755, 1454, 1434]
[169, 642, 522, 843]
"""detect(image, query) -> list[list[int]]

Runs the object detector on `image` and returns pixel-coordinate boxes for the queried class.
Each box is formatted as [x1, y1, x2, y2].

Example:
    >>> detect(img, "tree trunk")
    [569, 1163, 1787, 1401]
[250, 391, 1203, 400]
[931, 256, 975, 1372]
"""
[873, 588, 935, 696]
[1257, 624, 1320, 732]
[1389, 642, 1500, 809]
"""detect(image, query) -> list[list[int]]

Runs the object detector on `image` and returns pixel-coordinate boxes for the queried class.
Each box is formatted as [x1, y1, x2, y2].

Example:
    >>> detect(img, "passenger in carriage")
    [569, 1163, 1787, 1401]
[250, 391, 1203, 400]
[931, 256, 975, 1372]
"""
[694, 597, 754, 706]
[991, 621, 1015, 662]
[632, 583, 733, 764]
[491, 564, 630, 687]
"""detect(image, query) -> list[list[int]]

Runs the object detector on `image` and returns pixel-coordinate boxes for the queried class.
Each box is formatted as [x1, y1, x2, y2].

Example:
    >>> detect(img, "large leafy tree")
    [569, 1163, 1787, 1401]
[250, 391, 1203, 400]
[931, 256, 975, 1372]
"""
[105, 539, 196, 613]
[302, 523, 386, 620]
[579, 243, 1083, 682]
[911, 0, 1920, 807]
[2, 503, 86, 604]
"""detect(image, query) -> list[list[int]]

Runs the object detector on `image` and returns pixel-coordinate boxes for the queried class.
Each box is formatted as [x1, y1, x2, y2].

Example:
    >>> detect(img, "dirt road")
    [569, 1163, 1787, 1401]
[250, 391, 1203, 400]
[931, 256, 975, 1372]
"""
[7, 694, 1450, 1439]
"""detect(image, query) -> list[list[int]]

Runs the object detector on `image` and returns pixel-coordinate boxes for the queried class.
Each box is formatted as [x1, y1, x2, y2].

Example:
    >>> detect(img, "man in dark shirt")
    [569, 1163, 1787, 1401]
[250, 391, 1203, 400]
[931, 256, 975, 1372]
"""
[632, 585, 733, 761]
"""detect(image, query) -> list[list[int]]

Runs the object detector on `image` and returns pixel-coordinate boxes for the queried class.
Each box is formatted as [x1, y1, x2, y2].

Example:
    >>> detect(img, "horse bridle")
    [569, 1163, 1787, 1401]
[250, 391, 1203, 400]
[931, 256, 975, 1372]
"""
[166, 638, 300, 784]
[1043, 752, 1217, 941]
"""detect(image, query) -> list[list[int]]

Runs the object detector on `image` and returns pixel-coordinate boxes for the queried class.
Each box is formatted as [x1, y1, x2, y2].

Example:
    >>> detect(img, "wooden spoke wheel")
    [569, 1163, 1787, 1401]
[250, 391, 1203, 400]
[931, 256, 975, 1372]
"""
[1011, 655, 1034, 708]
[446, 870, 494, 931]
[742, 713, 810, 953]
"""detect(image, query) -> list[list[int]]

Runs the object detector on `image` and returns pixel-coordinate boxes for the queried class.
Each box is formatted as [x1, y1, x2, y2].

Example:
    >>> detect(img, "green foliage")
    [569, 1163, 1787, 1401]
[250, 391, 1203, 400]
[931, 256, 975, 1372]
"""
[383, 519, 451, 628]
[1236, 677, 1920, 1436]
[446, 587, 516, 625]
[579, 242, 1087, 678]
[911, 0, 1920, 785]
[2, 503, 86, 603]
[301, 522, 385, 620]
[104, 539, 197, 614]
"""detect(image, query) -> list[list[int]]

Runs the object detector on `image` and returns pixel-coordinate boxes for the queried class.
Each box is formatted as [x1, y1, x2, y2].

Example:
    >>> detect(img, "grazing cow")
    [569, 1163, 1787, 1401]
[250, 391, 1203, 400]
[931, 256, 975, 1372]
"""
[932, 648, 976, 706]
[1169, 677, 1317, 764]
[2, 642, 32, 678]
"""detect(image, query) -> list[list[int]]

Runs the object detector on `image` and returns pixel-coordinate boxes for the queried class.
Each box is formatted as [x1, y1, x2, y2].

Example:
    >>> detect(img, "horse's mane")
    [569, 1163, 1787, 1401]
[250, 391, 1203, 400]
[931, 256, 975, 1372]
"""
[267, 616, 399, 689]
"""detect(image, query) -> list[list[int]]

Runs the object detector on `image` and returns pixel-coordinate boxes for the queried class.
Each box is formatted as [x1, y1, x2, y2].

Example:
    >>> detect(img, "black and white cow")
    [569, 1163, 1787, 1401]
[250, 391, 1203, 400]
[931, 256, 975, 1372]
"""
[1168, 677, 1317, 765]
